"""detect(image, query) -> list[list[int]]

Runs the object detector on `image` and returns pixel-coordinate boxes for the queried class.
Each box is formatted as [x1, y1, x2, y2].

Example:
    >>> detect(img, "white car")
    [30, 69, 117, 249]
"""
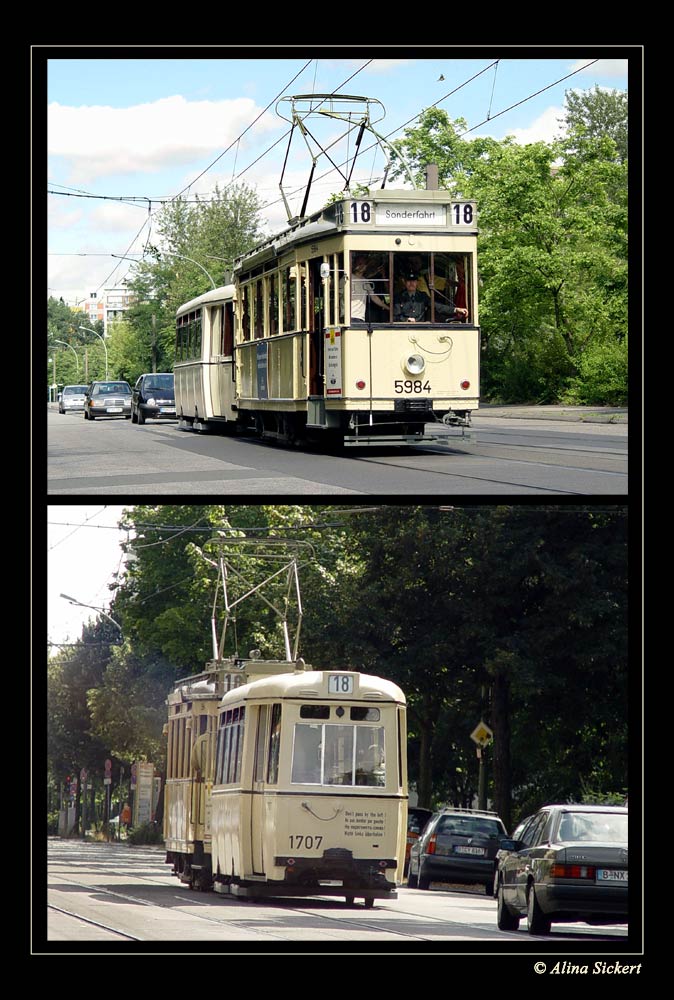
[58, 385, 89, 413]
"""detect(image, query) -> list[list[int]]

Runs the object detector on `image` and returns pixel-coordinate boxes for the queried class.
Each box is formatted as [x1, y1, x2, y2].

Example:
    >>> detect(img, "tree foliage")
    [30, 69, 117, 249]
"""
[389, 90, 629, 405]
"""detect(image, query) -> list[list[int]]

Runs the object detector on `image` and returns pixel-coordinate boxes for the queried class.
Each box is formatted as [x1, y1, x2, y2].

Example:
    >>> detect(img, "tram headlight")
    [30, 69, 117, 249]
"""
[403, 354, 426, 376]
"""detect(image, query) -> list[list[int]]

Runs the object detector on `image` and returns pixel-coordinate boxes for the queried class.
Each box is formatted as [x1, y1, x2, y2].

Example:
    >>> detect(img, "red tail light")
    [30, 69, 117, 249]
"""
[356, 380, 366, 390]
[551, 863, 596, 879]
[427, 834, 437, 855]
[460, 380, 470, 390]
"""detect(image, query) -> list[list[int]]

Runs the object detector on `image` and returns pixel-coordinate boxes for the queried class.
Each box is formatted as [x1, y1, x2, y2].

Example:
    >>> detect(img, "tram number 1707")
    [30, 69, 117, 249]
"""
[288, 835, 324, 850]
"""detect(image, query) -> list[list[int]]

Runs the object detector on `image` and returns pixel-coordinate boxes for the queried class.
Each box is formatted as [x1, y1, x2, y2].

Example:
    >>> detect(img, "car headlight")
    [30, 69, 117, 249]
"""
[404, 354, 426, 375]
[146, 397, 156, 406]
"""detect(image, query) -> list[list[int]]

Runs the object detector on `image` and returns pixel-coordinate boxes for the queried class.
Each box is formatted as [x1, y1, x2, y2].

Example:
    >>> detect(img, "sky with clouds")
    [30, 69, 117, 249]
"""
[46, 49, 630, 306]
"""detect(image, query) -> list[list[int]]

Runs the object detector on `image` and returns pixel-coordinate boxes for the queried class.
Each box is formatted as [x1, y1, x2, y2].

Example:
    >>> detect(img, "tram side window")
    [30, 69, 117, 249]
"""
[254, 704, 268, 781]
[283, 267, 296, 332]
[223, 301, 234, 356]
[241, 286, 251, 342]
[254, 280, 264, 339]
[267, 703, 282, 784]
[268, 274, 279, 336]
[210, 306, 222, 357]
[215, 709, 245, 784]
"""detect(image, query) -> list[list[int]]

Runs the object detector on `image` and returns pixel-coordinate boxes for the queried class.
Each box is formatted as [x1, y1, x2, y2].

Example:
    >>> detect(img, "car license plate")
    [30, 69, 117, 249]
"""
[596, 869, 628, 882]
[159, 407, 175, 413]
[455, 846, 485, 856]
[107, 407, 122, 413]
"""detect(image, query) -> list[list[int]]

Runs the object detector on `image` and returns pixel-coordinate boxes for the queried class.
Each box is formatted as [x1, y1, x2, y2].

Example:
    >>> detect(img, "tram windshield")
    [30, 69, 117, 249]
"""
[350, 250, 469, 324]
[292, 722, 386, 787]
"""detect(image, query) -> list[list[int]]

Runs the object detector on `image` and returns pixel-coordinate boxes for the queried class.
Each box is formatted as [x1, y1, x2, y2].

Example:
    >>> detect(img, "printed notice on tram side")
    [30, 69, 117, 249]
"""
[344, 809, 386, 838]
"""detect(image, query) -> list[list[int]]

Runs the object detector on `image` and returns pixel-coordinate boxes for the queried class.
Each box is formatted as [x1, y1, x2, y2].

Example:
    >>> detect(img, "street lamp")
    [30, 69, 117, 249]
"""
[78, 326, 108, 379]
[51, 340, 80, 375]
[112, 251, 216, 290]
[60, 593, 122, 633]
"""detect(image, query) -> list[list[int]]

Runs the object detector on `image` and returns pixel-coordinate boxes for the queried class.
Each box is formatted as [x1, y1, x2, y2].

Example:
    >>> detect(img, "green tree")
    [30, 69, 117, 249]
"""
[560, 86, 628, 164]
[122, 184, 265, 375]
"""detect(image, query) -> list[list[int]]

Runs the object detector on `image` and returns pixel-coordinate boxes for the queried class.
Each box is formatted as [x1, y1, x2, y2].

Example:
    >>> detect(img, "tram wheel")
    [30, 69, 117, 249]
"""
[344, 896, 355, 906]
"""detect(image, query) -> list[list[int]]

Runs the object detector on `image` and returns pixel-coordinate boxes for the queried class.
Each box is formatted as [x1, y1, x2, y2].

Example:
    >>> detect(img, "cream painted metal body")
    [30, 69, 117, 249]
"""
[164, 659, 408, 905]
[174, 284, 236, 430]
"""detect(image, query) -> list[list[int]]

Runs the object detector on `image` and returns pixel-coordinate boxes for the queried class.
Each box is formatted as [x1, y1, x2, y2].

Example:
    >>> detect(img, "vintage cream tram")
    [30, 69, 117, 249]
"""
[164, 536, 408, 906]
[164, 657, 408, 906]
[232, 187, 479, 445]
[174, 284, 236, 432]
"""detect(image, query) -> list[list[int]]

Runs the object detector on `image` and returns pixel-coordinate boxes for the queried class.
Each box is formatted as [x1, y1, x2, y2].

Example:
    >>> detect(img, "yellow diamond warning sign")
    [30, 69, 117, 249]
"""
[470, 721, 494, 746]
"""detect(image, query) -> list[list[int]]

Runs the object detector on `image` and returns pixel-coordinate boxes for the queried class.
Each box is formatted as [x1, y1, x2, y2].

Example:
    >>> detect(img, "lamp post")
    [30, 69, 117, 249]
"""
[112, 251, 216, 290]
[78, 326, 108, 379]
[51, 339, 80, 375]
[60, 593, 122, 633]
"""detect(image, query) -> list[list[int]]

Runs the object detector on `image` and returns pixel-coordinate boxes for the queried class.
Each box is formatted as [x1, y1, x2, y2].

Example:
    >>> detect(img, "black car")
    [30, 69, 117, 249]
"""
[84, 380, 132, 420]
[495, 804, 628, 935]
[131, 373, 175, 424]
[408, 807, 508, 894]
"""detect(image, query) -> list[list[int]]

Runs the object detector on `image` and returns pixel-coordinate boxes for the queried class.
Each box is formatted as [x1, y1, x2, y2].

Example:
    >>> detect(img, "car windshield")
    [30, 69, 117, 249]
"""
[94, 383, 131, 394]
[144, 375, 173, 390]
[436, 816, 503, 838]
[64, 386, 88, 394]
[557, 811, 628, 843]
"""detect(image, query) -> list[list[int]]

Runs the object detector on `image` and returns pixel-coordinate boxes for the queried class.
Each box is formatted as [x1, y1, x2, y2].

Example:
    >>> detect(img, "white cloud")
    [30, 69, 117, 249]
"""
[502, 105, 566, 145]
[48, 96, 279, 183]
[570, 58, 629, 78]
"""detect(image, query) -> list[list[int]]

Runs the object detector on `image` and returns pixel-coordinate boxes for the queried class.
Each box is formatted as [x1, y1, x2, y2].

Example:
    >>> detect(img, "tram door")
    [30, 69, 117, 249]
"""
[250, 704, 269, 874]
[308, 258, 324, 397]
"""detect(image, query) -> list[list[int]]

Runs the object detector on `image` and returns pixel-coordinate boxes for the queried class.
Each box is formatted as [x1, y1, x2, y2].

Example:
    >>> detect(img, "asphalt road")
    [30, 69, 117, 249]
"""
[43, 838, 631, 951]
[46, 405, 628, 496]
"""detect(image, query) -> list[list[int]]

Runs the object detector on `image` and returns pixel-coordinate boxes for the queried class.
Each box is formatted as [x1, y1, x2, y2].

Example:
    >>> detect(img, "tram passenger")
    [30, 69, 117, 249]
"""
[393, 273, 430, 322]
[351, 255, 387, 322]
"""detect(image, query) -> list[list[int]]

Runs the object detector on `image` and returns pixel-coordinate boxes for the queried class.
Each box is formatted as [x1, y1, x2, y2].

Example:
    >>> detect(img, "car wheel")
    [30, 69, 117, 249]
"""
[526, 884, 551, 935]
[497, 882, 520, 931]
[417, 865, 431, 891]
[484, 881, 495, 897]
[131, 406, 138, 423]
[138, 407, 146, 425]
[407, 870, 418, 888]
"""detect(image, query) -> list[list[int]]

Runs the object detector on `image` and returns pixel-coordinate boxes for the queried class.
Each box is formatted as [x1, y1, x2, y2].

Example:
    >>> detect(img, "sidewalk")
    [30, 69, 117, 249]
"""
[475, 404, 627, 424]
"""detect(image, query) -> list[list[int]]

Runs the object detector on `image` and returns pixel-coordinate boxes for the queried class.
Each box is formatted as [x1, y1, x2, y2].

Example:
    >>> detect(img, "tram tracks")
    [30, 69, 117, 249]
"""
[48, 871, 477, 943]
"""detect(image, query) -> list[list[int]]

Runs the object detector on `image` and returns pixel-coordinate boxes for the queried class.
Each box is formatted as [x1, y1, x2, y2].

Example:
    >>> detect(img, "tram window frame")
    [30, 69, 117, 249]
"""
[254, 704, 269, 782]
[210, 305, 222, 356]
[267, 273, 279, 336]
[291, 721, 386, 787]
[283, 266, 297, 333]
[241, 285, 251, 342]
[267, 703, 282, 784]
[254, 280, 264, 339]
[300, 705, 330, 719]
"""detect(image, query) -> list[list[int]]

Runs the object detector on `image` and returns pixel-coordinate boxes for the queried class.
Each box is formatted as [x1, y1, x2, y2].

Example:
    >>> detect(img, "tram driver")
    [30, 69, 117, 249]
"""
[393, 272, 430, 322]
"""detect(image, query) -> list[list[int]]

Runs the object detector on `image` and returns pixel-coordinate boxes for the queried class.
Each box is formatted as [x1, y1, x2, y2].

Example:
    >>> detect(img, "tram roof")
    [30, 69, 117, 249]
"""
[175, 283, 235, 317]
[220, 669, 406, 706]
